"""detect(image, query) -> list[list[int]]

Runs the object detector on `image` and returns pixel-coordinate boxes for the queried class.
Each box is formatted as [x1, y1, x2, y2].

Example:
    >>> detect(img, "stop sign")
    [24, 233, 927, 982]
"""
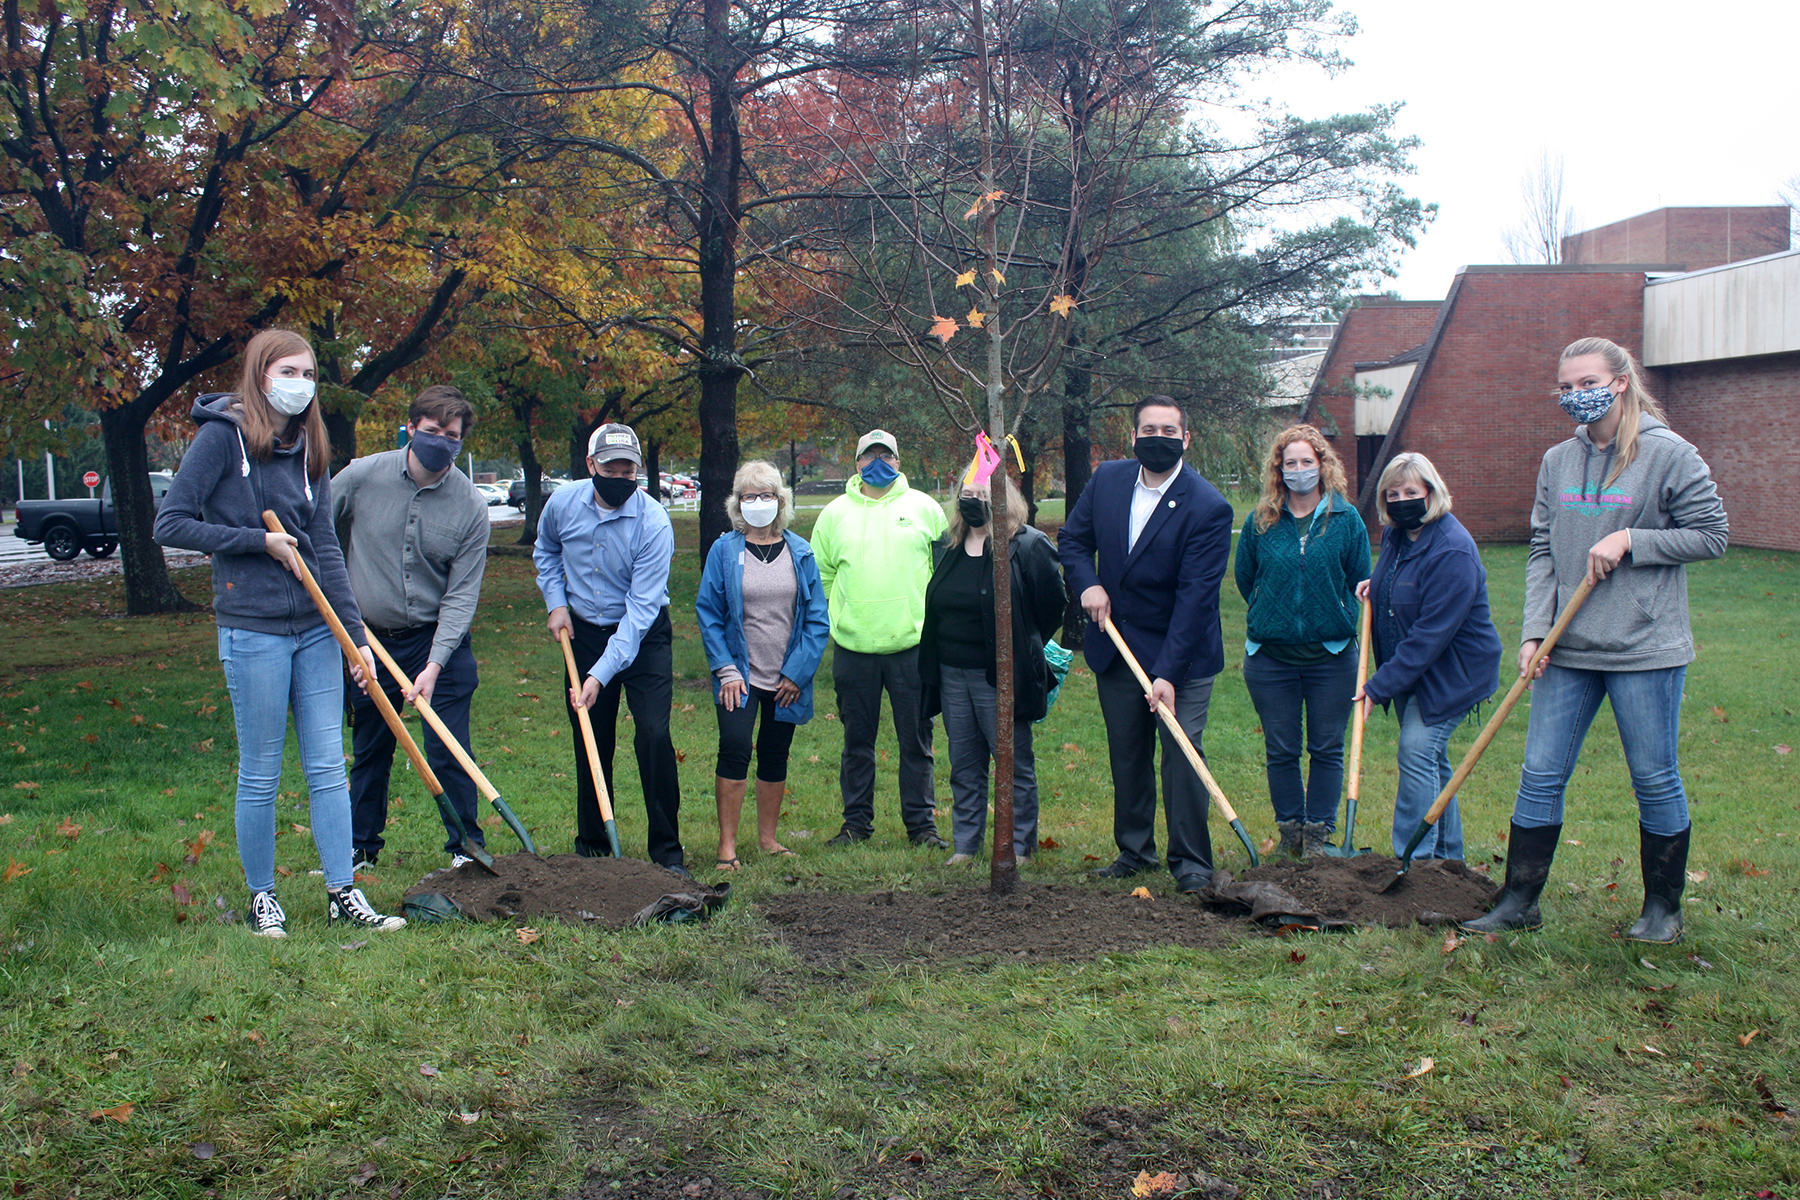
[82, 471, 100, 488]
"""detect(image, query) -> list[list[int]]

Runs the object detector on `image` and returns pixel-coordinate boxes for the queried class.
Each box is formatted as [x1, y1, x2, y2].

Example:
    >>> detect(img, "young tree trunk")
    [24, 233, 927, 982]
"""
[694, 0, 744, 561]
[99, 401, 202, 615]
[645, 438, 662, 501]
[514, 393, 545, 546]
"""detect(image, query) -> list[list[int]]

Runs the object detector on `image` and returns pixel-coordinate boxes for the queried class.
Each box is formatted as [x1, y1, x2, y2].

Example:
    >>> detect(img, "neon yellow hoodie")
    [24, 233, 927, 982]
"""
[810, 472, 948, 654]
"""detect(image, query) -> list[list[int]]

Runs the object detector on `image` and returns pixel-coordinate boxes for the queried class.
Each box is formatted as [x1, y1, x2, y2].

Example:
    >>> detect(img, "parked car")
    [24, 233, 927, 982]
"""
[13, 472, 174, 561]
[506, 476, 569, 508]
[474, 482, 508, 506]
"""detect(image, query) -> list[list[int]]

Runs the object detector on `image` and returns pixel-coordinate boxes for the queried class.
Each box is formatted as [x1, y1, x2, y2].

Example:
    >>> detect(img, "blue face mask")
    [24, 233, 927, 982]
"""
[1559, 383, 1616, 425]
[408, 429, 461, 474]
[859, 456, 899, 488]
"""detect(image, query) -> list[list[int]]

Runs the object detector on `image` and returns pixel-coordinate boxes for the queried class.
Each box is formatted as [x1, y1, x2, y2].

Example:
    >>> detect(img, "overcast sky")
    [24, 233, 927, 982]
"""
[1260, 0, 1800, 301]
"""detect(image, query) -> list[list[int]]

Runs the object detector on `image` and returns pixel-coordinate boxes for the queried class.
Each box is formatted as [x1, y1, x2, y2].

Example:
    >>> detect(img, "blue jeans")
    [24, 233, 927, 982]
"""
[1513, 663, 1689, 835]
[939, 664, 1038, 856]
[1391, 695, 1470, 860]
[1242, 648, 1358, 827]
[218, 624, 355, 892]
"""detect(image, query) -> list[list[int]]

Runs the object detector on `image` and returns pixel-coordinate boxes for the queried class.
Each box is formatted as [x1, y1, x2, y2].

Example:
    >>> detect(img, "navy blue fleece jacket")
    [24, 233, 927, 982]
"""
[153, 395, 365, 642]
[1362, 513, 1501, 726]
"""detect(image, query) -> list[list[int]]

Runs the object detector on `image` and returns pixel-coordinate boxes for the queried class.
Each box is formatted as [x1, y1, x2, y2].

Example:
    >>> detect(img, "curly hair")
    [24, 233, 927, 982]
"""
[1251, 424, 1349, 533]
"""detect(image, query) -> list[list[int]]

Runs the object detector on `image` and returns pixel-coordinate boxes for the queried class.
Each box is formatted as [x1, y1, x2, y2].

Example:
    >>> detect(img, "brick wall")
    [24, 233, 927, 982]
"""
[1303, 298, 1440, 493]
[1563, 206, 1789, 271]
[1388, 269, 1650, 542]
[1652, 352, 1800, 552]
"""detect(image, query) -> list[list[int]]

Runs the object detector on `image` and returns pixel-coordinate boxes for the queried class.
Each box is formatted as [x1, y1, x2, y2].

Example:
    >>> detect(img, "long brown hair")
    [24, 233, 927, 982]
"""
[234, 329, 329, 480]
[948, 461, 1029, 543]
[1560, 337, 1669, 487]
[1252, 424, 1349, 533]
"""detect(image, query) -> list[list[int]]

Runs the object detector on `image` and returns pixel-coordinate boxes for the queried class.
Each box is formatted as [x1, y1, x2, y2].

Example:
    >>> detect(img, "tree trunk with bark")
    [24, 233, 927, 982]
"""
[100, 400, 203, 615]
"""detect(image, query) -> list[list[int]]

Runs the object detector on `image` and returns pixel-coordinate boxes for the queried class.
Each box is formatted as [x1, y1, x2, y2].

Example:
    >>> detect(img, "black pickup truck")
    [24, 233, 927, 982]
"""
[13, 472, 174, 561]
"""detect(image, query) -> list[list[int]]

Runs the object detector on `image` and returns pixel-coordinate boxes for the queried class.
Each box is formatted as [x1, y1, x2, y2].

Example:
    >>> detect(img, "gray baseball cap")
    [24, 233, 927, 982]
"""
[855, 429, 898, 458]
[587, 423, 642, 465]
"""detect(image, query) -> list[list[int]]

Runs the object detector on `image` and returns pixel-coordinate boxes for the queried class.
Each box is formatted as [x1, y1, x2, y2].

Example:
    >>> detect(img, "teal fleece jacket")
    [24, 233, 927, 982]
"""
[1525, 415, 1728, 671]
[810, 473, 948, 654]
[1234, 492, 1370, 646]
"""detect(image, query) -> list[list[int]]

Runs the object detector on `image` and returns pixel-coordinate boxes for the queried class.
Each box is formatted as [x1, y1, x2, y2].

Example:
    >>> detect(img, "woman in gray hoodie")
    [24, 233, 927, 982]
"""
[155, 329, 405, 938]
[1462, 337, 1727, 944]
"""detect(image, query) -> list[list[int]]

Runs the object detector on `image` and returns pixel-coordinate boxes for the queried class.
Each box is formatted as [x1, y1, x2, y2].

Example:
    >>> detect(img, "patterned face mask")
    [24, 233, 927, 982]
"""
[1558, 383, 1616, 425]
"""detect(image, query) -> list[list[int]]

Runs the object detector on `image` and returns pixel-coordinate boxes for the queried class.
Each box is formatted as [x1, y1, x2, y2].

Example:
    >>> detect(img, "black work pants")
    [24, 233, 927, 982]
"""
[1093, 658, 1216, 878]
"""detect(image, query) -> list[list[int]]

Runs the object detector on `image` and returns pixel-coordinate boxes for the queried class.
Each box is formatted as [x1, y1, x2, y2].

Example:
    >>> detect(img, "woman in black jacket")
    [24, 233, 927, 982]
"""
[918, 465, 1064, 865]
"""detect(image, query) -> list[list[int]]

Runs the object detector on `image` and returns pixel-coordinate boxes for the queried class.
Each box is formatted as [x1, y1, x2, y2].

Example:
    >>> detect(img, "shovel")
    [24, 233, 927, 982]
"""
[1321, 596, 1375, 857]
[559, 627, 623, 858]
[363, 632, 539, 855]
[260, 512, 498, 875]
[1100, 616, 1259, 868]
[1380, 575, 1596, 892]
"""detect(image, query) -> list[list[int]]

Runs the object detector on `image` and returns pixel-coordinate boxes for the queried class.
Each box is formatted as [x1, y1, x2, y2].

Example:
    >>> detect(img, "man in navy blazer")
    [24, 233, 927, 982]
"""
[1058, 395, 1235, 890]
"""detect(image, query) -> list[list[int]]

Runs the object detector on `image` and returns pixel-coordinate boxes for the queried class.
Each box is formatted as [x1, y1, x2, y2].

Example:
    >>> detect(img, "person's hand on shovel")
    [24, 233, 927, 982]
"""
[266, 531, 374, 691]
[1585, 529, 1631, 586]
[1351, 578, 1376, 721]
[570, 673, 600, 711]
[1146, 677, 1176, 714]
[405, 661, 441, 707]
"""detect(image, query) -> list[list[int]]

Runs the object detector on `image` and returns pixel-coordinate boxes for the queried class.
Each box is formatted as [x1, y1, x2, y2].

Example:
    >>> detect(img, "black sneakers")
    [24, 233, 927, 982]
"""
[327, 887, 407, 931]
[824, 827, 870, 847]
[249, 890, 288, 938]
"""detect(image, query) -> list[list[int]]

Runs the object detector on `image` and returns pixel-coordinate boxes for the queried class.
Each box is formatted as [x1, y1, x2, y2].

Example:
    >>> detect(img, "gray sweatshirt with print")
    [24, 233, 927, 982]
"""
[1523, 415, 1728, 671]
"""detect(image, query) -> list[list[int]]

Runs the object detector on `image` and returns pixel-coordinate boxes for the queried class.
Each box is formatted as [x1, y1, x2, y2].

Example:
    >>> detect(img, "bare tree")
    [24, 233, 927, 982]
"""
[1779, 173, 1800, 247]
[1502, 150, 1578, 264]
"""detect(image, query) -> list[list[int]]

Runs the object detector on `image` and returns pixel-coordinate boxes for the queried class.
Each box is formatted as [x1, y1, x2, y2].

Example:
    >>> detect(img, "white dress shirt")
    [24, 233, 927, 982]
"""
[1128, 466, 1178, 552]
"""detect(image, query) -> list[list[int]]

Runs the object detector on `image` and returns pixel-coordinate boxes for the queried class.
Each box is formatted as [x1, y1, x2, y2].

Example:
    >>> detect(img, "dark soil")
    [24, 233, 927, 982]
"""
[1210, 855, 1499, 928]
[402, 853, 722, 927]
[757, 882, 1242, 964]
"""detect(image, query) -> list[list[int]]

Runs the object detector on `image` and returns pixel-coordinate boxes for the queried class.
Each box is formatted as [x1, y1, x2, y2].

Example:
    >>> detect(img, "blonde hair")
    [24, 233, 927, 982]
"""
[1374, 452, 1454, 528]
[724, 460, 793, 535]
[234, 329, 329, 480]
[948, 461, 1029, 542]
[1560, 337, 1670, 486]
[1252, 424, 1350, 533]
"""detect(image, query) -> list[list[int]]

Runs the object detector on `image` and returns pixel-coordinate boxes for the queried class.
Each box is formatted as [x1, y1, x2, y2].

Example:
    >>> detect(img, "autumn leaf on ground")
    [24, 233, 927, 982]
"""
[1132, 1170, 1182, 1198]
[1039, 837, 1060, 849]
[1776, 744, 1791, 755]
[88, 1102, 134, 1123]
[1403, 1057, 1436, 1079]
[1257, 835, 1277, 854]
[12, 781, 39, 789]
[1049, 293, 1077, 317]
[928, 315, 959, 343]
[457, 1110, 481, 1124]
[516, 927, 541, 945]
[419, 1064, 440, 1077]
[1686, 869, 1708, 883]
[1739, 1029, 1761, 1047]
[171, 882, 195, 905]
[1710, 706, 1727, 722]
[0, 813, 11, 824]
[3, 860, 30, 883]
[55, 818, 82, 840]
[954, 269, 977, 287]
[349, 1163, 379, 1186]
[1441, 931, 1462, 955]
[1128, 886, 1153, 899]
[965, 306, 986, 328]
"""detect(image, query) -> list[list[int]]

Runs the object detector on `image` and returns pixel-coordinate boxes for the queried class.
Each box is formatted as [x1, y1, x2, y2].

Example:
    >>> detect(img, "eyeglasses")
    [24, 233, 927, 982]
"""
[739, 491, 778, 503]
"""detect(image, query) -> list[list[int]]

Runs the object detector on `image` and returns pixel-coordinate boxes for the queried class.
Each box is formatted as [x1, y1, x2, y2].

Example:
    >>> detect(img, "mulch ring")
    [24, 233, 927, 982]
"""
[758, 856, 1498, 964]
[402, 854, 728, 928]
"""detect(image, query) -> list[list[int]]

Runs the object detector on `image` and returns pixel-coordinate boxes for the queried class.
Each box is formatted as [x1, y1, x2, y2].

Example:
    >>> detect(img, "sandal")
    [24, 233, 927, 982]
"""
[714, 857, 742, 872]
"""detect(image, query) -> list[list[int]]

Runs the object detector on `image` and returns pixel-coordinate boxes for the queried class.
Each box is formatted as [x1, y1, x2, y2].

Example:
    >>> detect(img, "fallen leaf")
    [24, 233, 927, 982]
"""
[290, 824, 309, 835]
[1639, 957, 1658, 970]
[170, 882, 194, 905]
[349, 1162, 379, 1186]
[1403, 1057, 1435, 1079]
[418, 1064, 440, 1077]
[1440, 931, 1462, 955]
[615, 998, 634, 1008]
[1689, 954, 1715, 970]
[516, 927, 541, 945]
[339, 940, 369, 952]
[1739, 1029, 1761, 1047]
[55, 818, 82, 840]
[928, 314, 959, 343]
[88, 1102, 134, 1123]
[1257, 835, 1277, 854]
[1776, 744, 1791, 755]
[1685, 869, 1708, 883]
[1564, 838, 1583, 846]
[1132, 1169, 1182, 1198]
[12, 781, 39, 789]
[0, 813, 11, 824]
[1128, 886, 1153, 899]
[2, 859, 30, 883]
[1288, 950, 1306, 964]
[1039, 836, 1059, 849]
[1711, 705, 1727, 723]
[1641, 1043, 1667, 1056]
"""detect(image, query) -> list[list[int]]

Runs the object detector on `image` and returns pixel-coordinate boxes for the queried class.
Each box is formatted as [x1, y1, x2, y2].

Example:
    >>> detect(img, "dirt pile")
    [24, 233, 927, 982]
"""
[1207, 855, 1498, 928]
[402, 854, 726, 927]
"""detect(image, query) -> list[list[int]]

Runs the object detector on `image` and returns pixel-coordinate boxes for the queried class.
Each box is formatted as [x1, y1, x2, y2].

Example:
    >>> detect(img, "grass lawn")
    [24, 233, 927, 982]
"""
[0, 507, 1795, 1199]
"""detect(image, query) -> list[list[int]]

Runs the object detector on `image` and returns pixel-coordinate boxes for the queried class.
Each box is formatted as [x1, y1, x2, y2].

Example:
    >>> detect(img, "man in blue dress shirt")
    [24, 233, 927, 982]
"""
[535, 423, 685, 872]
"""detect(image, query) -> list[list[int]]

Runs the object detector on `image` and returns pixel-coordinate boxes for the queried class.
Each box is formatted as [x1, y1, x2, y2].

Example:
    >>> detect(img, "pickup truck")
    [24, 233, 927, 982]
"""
[13, 472, 174, 561]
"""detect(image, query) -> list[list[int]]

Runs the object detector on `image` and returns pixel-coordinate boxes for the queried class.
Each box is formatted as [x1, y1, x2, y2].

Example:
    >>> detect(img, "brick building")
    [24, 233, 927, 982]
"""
[1301, 208, 1798, 552]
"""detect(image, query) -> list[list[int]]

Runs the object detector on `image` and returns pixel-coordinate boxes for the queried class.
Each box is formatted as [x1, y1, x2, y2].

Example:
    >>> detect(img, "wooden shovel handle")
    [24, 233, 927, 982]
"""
[363, 632, 500, 803]
[1346, 595, 1373, 802]
[559, 627, 616, 824]
[261, 512, 445, 795]
[1421, 574, 1597, 826]
[1100, 616, 1241, 825]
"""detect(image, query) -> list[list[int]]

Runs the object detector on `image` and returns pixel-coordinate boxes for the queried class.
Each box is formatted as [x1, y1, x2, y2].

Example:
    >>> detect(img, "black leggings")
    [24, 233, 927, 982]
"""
[715, 686, 797, 782]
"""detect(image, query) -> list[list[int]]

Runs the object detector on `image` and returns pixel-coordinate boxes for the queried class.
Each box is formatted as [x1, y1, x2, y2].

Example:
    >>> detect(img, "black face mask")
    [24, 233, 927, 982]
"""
[1388, 497, 1430, 531]
[1132, 435, 1185, 474]
[592, 474, 638, 508]
[957, 496, 990, 527]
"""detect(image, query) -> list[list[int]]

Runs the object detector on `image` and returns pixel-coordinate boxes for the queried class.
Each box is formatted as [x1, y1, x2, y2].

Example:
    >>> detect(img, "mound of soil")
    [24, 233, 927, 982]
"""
[757, 883, 1243, 964]
[1209, 855, 1498, 928]
[403, 853, 725, 927]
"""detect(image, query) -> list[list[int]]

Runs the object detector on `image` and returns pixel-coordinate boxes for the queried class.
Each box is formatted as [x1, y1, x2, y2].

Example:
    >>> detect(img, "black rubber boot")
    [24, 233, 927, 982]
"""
[1625, 825, 1689, 944]
[1460, 822, 1561, 934]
